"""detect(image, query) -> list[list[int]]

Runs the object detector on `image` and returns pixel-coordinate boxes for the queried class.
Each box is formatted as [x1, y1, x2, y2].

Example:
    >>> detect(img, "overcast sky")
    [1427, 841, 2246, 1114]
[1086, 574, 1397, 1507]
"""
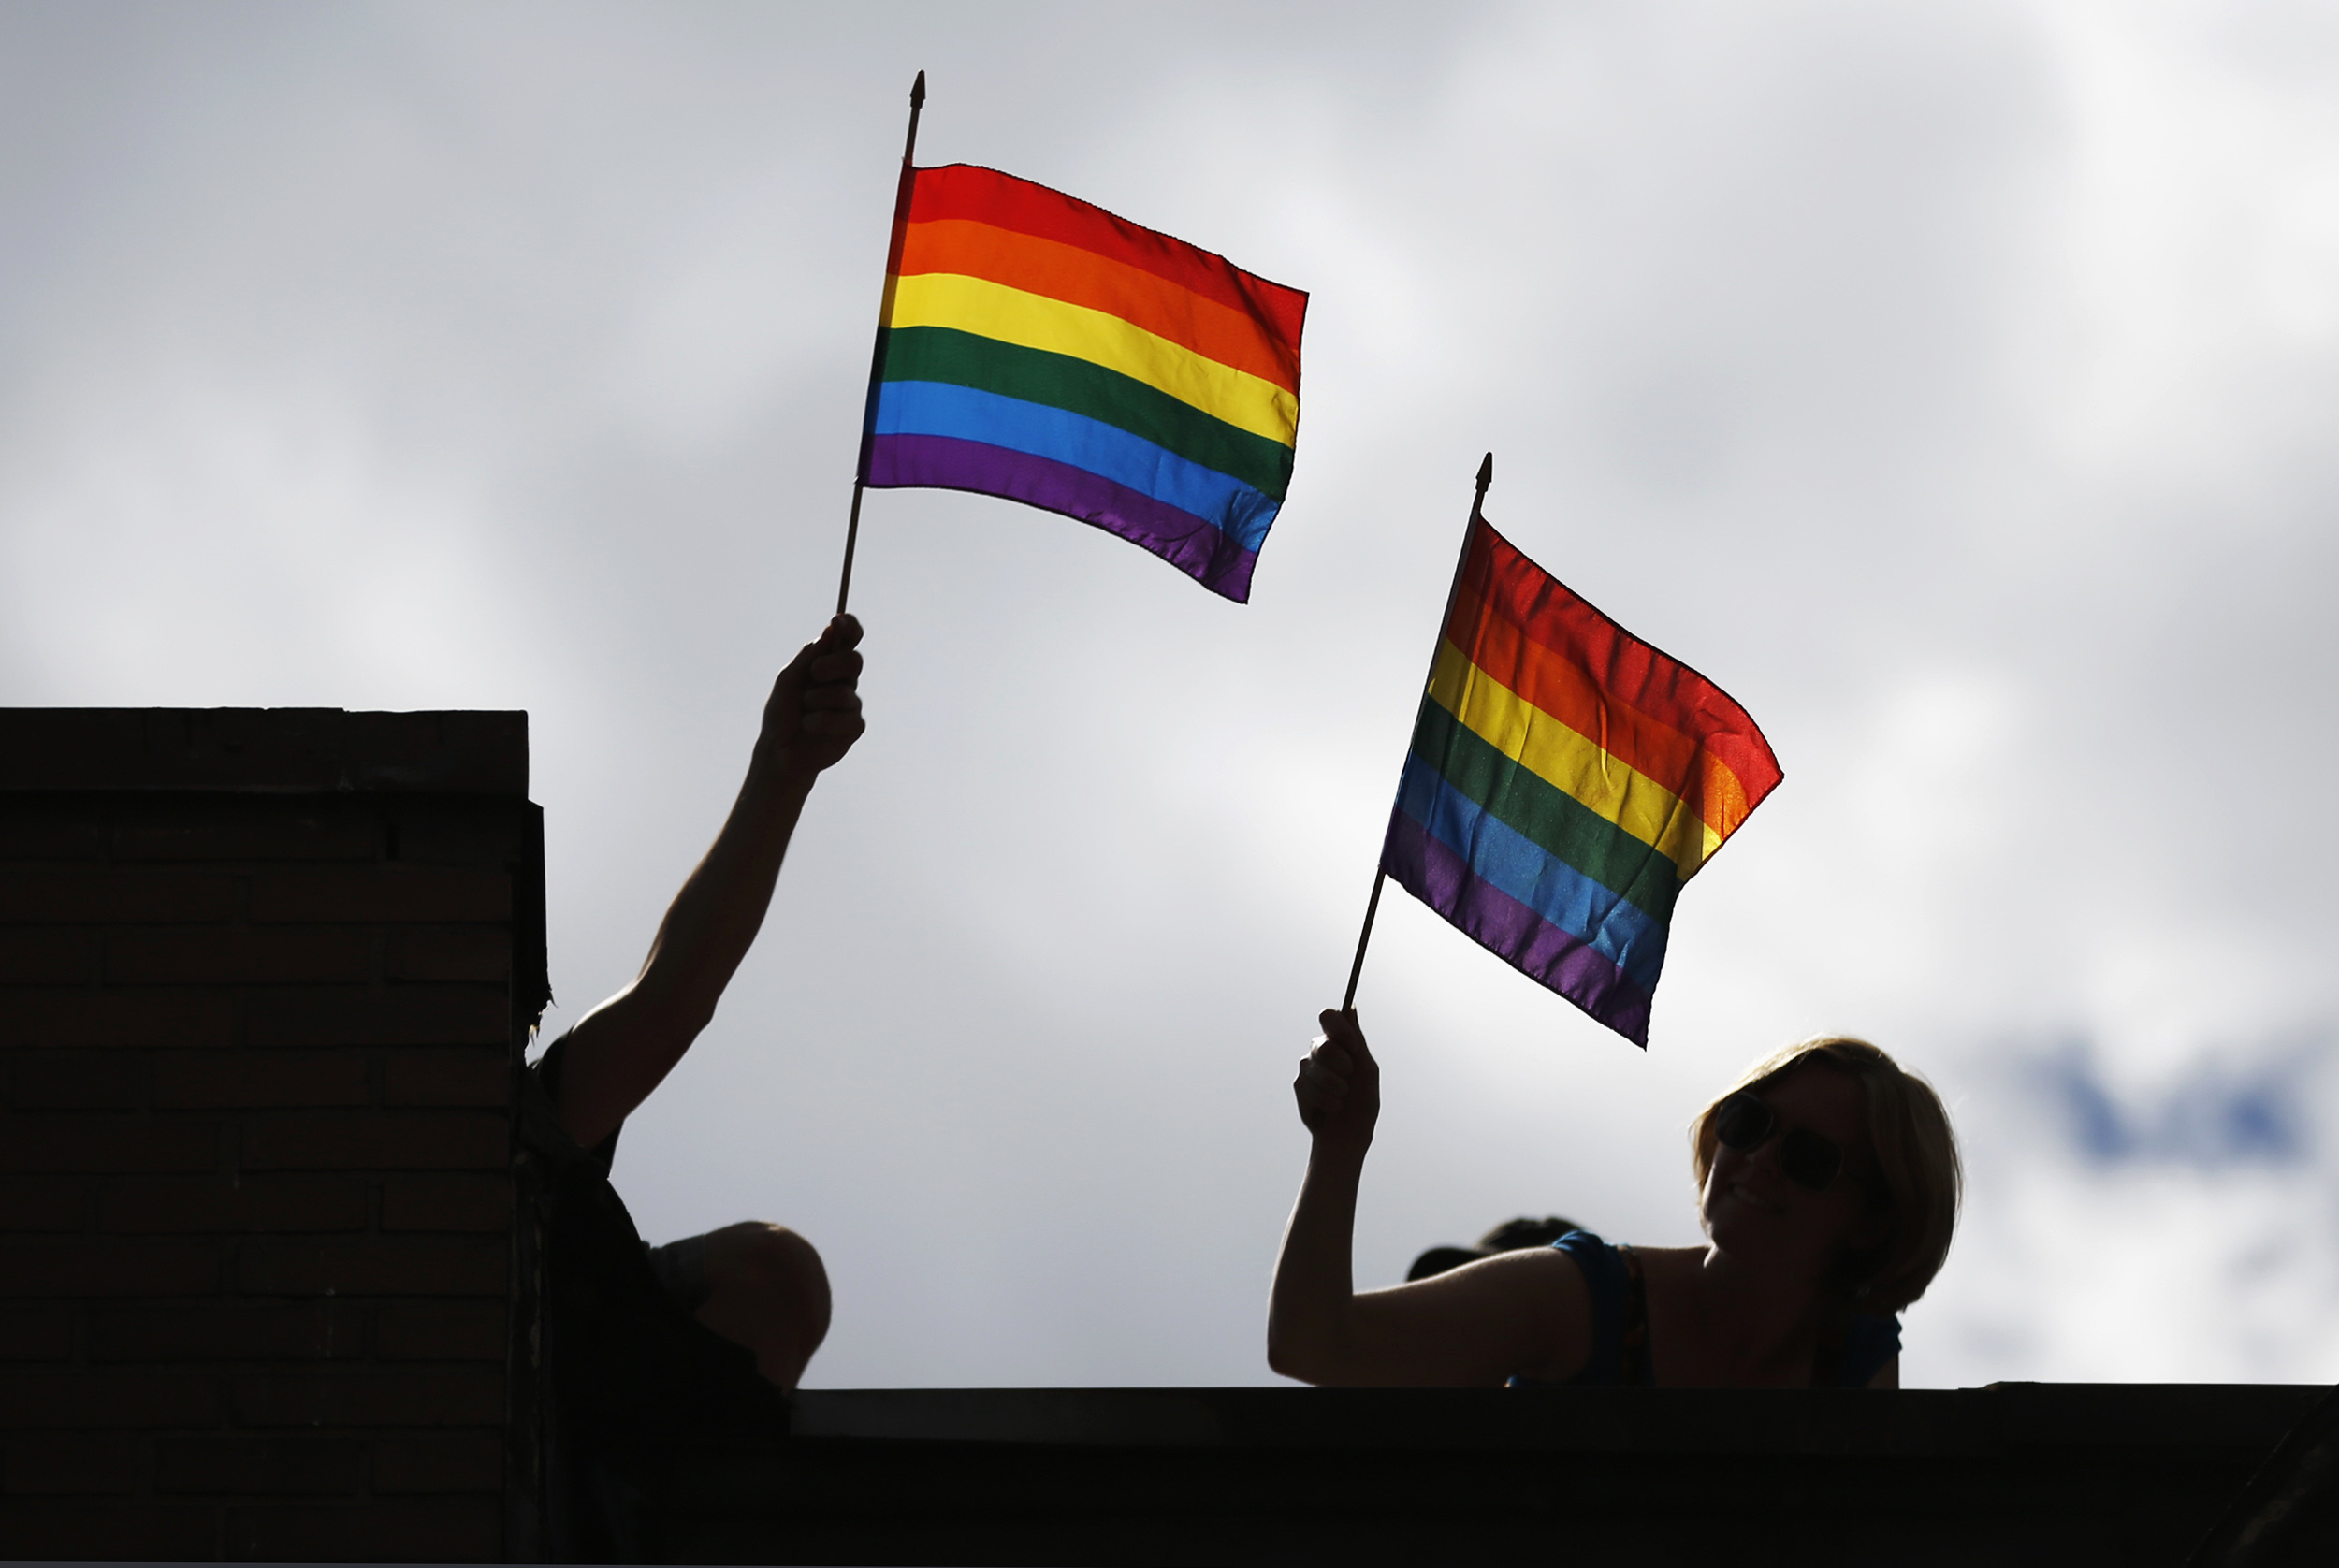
[6, 0, 2337, 1389]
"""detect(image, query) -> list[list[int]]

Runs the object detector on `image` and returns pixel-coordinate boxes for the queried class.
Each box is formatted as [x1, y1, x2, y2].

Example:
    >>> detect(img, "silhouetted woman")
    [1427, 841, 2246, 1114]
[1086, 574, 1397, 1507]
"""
[1267, 1010, 1960, 1388]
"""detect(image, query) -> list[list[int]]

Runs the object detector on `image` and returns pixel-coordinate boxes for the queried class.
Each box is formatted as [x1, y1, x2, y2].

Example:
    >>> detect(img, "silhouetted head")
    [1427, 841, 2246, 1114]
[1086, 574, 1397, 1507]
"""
[1689, 1037, 1960, 1313]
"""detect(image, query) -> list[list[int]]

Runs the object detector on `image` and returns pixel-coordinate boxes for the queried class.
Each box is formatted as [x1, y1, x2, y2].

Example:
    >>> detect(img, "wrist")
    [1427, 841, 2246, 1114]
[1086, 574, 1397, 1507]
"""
[1306, 1134, 1372, 1174]
[749, 739, 823, 792]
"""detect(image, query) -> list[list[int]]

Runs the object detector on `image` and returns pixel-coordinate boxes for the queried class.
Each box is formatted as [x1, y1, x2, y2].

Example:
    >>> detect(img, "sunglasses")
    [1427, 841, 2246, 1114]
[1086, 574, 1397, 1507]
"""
[1714, 1091, 1854, 1194]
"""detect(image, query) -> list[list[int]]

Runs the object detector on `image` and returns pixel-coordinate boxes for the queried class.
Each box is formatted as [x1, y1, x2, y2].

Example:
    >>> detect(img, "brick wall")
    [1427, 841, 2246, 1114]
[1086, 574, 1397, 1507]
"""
[0, 710, 547, 1562]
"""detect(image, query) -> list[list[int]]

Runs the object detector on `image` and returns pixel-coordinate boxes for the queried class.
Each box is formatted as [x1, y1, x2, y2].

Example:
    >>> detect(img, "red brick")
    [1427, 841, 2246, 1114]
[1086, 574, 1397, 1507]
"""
[0, 869, 238, 923]
[382, 1175, 513, 1233]
[0, 1239, 222, 1297]
[155, 1436, 362, 1495]
[0, 1370, 222, 1427]
[2, 1435, 146, 1494]
[108, 926, 370, 986]
[372, 1432, 502, 1492]
[0, 1177, 87, 1230]
[0, 1503, 215, 1560]
[151, 1050, 371, 1109]
[385, 1047, 510, 1108]
[239, 1111, 505, 1171]
[238, 1238, 508, 1298]
[0, 803, 105, 861]
[0, 928, 102, 984]
[94, 1176, 364, 1233]
[110, 799, 381, 862]
[88, 1299, 368, 1363]
[0, 1305, 74, 1361]
[247, 985, 506, 1047]
[385, 924, 511, 981]
[8, 1050, 144, 1109]
[230, 1369, 503, 1427]
[224, 1498, 499, 1562]
[0, 1114, 218, 1171]
[252, 865, 510, 923]
[0, 989, 235, 1048]
[377, 1300, 507, 1361]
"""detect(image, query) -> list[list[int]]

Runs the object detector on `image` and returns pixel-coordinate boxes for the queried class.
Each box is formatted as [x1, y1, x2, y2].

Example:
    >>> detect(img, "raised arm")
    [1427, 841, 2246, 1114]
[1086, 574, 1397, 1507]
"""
[1266, 1009, 1591, 1387]
[551, 615, 867, 1150]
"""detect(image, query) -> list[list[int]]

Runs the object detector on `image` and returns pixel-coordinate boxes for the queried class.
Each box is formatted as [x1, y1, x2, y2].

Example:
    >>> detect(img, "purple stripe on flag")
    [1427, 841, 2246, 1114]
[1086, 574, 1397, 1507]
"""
[1381, 806, 1654, 1046]
[865, 433, 1259, 603]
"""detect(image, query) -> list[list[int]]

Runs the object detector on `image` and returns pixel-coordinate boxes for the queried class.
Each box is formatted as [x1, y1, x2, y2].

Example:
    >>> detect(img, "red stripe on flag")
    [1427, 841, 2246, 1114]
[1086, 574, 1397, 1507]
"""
[1446, 520, 1783, 836]
[907, 164, 1307, 350]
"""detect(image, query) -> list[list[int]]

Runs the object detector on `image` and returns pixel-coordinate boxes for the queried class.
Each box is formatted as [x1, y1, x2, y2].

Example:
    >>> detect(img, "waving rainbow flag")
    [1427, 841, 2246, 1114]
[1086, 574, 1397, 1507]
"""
[1381, 517, 1782, 1045]
[859, 164, 1307, 603]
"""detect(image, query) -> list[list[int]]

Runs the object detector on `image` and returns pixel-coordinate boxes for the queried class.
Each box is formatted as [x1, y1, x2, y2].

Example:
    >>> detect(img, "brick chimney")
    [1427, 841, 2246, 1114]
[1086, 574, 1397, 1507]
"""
[0, 709, 548, 1561]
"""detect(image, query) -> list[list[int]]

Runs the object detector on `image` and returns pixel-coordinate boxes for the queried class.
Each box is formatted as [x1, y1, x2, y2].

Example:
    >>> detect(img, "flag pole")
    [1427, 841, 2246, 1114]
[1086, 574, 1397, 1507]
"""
[836, 69, 927, 617]
[1340, 451, 1494, 1012]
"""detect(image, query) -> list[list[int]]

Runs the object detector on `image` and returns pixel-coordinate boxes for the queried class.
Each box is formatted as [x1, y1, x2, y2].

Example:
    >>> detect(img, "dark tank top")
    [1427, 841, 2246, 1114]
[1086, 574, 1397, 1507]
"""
[1528, 1229, 1900, 1388]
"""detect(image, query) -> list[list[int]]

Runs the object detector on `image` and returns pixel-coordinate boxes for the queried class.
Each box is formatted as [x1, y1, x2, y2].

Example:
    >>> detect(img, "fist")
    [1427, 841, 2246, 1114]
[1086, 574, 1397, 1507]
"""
[763, 615, 866, 777]
[1293, 1008, 1380, 1152]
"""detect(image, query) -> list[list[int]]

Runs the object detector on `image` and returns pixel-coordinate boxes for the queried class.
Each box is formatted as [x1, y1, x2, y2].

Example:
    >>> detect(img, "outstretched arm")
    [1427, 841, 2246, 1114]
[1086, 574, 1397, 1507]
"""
[552, 615, 867, 1150]
[1265, 1009, 1590, 1387]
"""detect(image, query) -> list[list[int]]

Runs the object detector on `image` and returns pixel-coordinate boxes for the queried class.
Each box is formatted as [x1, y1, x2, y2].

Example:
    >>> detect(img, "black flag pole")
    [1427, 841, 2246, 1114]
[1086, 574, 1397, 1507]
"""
[1339, 451, 1494, 1012]
[835, 69, 927, 617]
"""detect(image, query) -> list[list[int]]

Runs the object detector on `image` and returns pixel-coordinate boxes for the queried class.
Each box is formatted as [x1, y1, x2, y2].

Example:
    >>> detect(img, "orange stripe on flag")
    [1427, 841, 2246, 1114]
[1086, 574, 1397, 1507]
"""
[898, 218, 1300, 392]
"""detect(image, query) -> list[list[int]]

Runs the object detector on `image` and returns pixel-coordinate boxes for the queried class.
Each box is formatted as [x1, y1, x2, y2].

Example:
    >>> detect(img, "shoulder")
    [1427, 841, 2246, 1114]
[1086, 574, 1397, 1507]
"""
[1460, 1236, 1592, 1304]
[1541, 1229, 1622, 1299]
[1550, 1230, 1703, 1301]
[1522, 1229, 1654, 1386]
[1547, 1227, 1617, 1270]
[523, 1033, 617, 1174]
[1620, 1244, 1702, 1294]
[1479, 1236, 1595, 1384]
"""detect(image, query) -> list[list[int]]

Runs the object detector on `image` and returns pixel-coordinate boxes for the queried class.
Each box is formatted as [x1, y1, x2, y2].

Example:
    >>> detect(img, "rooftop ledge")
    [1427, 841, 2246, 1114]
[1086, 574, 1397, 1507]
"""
[624, 1384, 2329, 1566]
[0, 707, 527, 794]
[783, 1381, 2314, 1450]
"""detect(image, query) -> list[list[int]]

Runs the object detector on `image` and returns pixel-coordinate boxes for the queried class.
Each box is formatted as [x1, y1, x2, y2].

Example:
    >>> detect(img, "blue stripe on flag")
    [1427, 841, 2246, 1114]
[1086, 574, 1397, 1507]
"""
[1394, 753, 1671, 992]
[873, 380, 1281, 553]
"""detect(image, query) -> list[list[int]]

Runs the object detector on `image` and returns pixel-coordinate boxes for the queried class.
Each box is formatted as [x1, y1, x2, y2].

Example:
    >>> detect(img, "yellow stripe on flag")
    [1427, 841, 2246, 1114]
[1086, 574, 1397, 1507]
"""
[1428, 640, 1716, 878]
[890, 271, 1299, 448]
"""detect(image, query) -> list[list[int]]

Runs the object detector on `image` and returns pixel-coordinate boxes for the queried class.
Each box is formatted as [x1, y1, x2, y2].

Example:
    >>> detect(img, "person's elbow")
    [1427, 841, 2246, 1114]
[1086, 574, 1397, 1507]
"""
[1264, 1318, 1344, 1386]
[1265, 1329, 1306, 1383]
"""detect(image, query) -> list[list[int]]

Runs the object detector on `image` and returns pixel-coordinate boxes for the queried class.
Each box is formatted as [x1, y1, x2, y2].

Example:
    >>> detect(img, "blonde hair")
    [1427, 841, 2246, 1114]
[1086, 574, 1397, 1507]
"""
[1688, 1037, 1961, 1313]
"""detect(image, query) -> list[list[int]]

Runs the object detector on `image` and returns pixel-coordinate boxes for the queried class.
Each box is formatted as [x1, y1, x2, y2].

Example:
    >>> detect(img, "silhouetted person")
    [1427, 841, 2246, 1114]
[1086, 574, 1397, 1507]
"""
[524, 616, 864, 1477]
[1270, 1009, 1959, 1388]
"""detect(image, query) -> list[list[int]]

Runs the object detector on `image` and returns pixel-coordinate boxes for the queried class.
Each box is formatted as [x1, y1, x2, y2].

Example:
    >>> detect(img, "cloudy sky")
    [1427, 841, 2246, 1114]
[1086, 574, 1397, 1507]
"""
[6, 0, 2337, 1389]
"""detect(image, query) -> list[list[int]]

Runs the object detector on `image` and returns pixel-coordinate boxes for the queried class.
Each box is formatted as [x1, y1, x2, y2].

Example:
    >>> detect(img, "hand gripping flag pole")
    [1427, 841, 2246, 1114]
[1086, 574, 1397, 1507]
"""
[1341, 452, 1494, 1011]
[836, 69, 927, 616]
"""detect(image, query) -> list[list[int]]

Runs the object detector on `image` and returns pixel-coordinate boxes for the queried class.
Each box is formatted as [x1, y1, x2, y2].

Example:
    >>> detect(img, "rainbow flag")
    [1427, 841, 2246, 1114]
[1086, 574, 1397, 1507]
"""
[859, 164, 1307, 603]
[1381, 517, 1782, 1045]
